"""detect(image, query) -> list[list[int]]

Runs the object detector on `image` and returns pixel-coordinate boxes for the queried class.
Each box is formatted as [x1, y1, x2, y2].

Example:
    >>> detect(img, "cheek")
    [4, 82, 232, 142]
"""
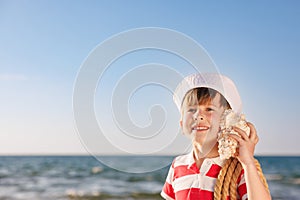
[183, 113, 193, 120]
[210, 113, 222, 124]
[204, 113, 213, 121]
[181, 114, 190, 126]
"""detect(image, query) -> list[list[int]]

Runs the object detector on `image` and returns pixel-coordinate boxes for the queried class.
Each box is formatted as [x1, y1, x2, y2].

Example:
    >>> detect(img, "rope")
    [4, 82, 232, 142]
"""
[229, 162, 243, 200]
[222, 158, 238, 199]
[214, 158, 269, 200]
[214, 158, 232, 200]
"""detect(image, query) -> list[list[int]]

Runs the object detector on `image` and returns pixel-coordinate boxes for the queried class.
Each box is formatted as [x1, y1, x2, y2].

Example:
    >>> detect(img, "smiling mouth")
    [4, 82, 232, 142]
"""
[192, 126, 209, 131]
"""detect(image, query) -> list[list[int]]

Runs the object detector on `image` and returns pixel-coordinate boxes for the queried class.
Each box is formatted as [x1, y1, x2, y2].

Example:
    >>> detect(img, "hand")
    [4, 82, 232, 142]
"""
[229, 122, 259, 166]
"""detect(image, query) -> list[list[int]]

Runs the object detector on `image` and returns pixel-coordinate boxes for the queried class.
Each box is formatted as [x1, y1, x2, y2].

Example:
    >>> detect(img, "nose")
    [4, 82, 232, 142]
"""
[194, 110, 204, 121]
[195, 116, 204, 121]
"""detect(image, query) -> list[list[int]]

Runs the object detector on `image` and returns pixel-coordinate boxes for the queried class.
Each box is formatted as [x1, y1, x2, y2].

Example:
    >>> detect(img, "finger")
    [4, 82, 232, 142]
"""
[255, 136, 259, 144]
[234, 148, 239, 157]
[232, 126, 249, 141]
[247, 122, 257, 141]
[228, 133, 244, 144]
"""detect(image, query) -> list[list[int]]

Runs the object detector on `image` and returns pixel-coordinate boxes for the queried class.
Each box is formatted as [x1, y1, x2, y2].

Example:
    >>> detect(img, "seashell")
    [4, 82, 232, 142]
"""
[218, 109, 250, 160]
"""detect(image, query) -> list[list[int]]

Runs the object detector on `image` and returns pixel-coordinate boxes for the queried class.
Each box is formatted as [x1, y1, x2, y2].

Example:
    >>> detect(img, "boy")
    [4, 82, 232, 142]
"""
[161, 73, 271, 200]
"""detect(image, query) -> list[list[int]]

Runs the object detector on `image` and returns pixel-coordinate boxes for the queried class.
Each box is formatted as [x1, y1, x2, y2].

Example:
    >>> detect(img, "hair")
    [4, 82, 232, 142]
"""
[214, 158, 269, 200]
[181, 87, 230, 113]
[181, 87, 270, 199]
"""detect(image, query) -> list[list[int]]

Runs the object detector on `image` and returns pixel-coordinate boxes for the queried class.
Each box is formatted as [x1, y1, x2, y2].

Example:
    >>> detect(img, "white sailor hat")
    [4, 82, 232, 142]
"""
[173, 73, 242, 113]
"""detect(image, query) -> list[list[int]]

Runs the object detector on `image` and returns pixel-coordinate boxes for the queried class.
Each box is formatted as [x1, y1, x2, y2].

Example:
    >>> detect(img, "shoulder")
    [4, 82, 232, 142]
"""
[172, 153, 193, 168]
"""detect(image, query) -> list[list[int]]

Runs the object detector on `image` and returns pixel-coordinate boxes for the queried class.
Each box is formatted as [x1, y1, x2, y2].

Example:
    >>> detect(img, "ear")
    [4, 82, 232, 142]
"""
[179, 120, 183, 128]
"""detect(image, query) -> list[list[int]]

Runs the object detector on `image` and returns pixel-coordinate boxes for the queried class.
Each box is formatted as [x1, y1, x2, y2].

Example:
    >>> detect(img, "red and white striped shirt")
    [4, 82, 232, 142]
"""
[161, 152, 248, 200]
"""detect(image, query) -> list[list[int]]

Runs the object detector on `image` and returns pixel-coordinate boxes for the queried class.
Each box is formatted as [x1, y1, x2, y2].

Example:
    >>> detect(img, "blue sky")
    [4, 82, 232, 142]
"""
[1, 1, 299, 155]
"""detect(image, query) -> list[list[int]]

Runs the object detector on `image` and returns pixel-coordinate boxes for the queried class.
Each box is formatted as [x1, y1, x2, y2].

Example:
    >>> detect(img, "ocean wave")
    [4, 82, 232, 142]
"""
[91, 166, 103, 174]
[288, 178, 300, 185]
[265, 174, 283, 181]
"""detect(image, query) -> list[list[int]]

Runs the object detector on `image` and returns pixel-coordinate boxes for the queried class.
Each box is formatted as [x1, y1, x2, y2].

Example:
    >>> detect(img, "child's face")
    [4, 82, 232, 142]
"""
[180, 93, 225, 153]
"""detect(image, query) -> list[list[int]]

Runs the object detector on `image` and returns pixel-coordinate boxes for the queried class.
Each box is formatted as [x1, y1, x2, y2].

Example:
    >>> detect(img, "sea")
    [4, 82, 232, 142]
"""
[0, 156, 299, 200]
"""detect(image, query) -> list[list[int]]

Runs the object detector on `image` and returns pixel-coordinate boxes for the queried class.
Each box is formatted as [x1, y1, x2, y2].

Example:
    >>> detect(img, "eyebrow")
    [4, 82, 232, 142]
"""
[186, 103, 220, 108]
[203, 103, 221, 108]
[207, 103, 218, 106]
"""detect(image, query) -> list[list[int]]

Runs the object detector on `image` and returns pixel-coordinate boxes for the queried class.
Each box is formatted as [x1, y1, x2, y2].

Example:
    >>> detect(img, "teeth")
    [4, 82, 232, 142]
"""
[194, 126, 208, 130]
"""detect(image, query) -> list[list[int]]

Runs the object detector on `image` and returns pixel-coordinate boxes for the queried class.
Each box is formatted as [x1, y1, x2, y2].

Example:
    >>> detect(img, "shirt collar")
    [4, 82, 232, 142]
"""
[187, 151, 195, 169]
[187, 150, 226, 169]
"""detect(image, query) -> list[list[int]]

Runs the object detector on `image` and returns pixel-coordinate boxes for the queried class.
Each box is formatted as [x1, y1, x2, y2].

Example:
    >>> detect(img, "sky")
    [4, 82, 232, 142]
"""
[0, 0, 300, 156]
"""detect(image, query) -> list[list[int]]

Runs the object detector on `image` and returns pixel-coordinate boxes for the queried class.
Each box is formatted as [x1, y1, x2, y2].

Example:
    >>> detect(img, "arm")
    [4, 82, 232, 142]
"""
[229, 122, 271, 200]
[242, 160, 270, 200]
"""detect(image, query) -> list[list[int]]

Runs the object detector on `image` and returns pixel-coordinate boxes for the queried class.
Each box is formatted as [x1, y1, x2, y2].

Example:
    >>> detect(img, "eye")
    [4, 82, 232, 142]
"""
[188, 108, 197, 113]
[206, 107, 214, 112]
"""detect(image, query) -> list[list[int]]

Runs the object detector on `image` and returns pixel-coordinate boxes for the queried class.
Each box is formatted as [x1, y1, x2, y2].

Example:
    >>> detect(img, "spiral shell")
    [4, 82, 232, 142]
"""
[218, 109, 250, 160]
